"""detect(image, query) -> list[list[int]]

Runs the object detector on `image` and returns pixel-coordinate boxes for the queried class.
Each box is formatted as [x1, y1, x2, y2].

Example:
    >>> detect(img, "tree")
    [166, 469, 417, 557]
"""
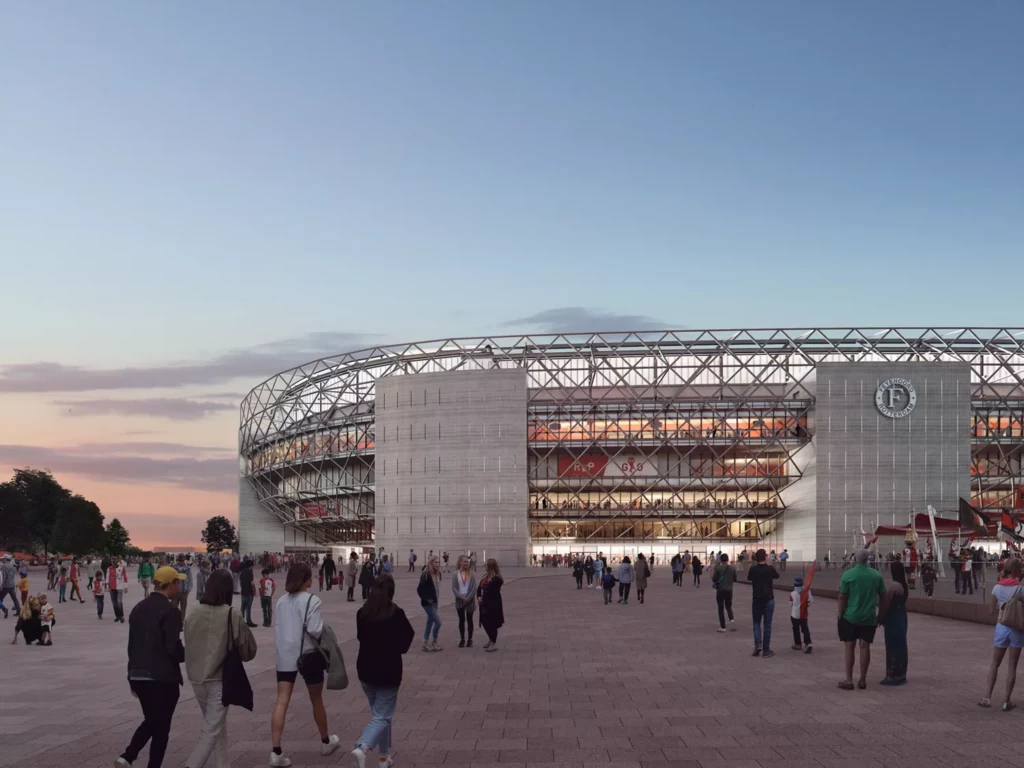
[104, 518, 132, 556]
[201, 515, 237, 553]
[51, 495, 106, 558]
[13, 469, 72, 553]
[0, 481, 31, 551]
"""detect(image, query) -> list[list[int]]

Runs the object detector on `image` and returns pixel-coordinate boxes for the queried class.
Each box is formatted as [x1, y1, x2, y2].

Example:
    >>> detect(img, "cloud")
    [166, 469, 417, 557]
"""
[0, 444, 236, 494]
[55, 397, 237, 421]
[60, 442, 233, 457]
[503, 307, 670, 334]
[0, 331, 374, 393]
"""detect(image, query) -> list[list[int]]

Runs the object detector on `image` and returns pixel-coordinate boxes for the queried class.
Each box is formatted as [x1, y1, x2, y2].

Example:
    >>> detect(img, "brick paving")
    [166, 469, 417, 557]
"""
[3, 566, 1020, 768]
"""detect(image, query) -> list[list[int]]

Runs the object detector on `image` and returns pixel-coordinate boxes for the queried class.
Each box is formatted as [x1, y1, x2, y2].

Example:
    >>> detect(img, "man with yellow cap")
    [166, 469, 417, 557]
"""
[115, 565, 186, 768]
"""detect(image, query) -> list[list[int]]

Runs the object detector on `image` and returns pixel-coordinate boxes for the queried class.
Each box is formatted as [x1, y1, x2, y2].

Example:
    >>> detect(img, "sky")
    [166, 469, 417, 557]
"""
[1, 2, 1022, 548]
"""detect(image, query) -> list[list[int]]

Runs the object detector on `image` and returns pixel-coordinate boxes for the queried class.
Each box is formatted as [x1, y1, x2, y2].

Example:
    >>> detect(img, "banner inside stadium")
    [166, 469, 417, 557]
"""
[557, 454, 659, 478]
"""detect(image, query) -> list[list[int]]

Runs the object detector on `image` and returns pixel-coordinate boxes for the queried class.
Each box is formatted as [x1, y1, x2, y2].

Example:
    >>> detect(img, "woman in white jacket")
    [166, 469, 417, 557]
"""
[268, 563, 340, 768]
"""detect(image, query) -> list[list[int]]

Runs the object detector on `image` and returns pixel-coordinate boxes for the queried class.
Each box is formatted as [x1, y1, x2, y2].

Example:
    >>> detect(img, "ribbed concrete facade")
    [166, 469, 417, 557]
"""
[238, 474, 284, 555]
[373, 368, 529, 566]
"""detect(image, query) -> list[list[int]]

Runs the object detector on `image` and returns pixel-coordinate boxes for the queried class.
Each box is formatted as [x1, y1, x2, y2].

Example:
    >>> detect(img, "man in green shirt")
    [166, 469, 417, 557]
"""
[137, 557, 155, 598]
[837, 549, 886, 690]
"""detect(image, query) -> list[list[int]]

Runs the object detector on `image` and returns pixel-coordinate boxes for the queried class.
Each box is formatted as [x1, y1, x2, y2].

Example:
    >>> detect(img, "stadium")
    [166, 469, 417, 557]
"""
[238, 328, 1024, 564]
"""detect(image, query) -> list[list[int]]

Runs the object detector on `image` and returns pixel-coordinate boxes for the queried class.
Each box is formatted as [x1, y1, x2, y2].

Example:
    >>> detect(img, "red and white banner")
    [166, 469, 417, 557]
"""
[557, 454, 658, 478]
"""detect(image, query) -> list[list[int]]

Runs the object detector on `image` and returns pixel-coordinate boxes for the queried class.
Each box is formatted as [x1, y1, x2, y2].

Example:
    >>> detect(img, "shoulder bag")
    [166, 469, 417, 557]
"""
[297, 594, 331, 676]
[221, 608, 254, 710]
[1000, 585, 1024, 631]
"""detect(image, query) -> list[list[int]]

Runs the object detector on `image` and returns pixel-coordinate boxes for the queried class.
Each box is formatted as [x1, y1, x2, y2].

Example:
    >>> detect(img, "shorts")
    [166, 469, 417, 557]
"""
[140, 578, 152, 589]
[276, 652, 327, 686]
[837, 618, 877, 644]
[994, 623, 1024, 649]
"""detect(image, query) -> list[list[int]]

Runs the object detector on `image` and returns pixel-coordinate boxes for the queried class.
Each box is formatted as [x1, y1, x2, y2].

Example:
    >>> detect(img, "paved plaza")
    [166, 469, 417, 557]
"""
[2, 566, 1018, 768]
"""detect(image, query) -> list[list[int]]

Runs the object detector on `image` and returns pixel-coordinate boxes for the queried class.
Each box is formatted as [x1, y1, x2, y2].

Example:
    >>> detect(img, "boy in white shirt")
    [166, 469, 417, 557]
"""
[789, 576, 813, 654]
[38, 593, 55, 646]
[259, 568, 276, 627]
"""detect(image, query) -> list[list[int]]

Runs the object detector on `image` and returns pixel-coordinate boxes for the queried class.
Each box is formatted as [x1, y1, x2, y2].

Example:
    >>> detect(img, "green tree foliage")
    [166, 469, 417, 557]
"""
[52, 495, 106, 558]
[0, 481, 31, 551]
[12, 469, 72, 553]
[201, 515, 237, 553]
[104, 518, 132, 556]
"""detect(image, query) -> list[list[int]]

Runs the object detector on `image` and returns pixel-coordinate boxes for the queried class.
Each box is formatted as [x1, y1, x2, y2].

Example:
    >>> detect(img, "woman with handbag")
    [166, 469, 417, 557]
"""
[351, 574, 415, 768]
[981, 557, 1024, 711]
[269, 563, 341, 767]
[184, 570, 257, 768]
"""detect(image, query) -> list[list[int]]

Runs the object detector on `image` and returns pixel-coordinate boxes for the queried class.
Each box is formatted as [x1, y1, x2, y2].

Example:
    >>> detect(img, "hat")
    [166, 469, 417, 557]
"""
[153, 566, 186, 585]
[1, 554, 11, 561]
[793, 576, 804, 587]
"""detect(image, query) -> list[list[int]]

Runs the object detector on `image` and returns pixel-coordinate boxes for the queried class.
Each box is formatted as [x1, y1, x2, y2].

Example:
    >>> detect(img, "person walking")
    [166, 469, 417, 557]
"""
[617, 556, 635, 604]
[584, 556, 595, 588]
[269, 563, 341, 767]
[592, 554, 605, 595]
[196, 559, 212, 603]
[407, 550, 416, 573]
[360, 558, 377, 602]
[114, 566, 186, 768]
[239, 559, 258, 628]
[572, 557, 585, 589]
[138, 557, 155, 599]
[108, 557, 130, 624]
[346, 553, 360, 602]
[380, 554, 393, 576]
[779, 549, 789, 572]
[837, 549, 886, 690]
[691, 555, 703, 587]
[173, 555, 194, 623]
[350, 574, 415, 768]
[0, 554, 20, 617]
[92, 570, 105, 618]
[478, 559, 504, 652]
[417, 556, 443, 651]
[322, 554, 337, 591]
[712, 553, 737, 632]
[789, 576, 813, 652]
[878, 562, 909, 686]
[452, 555, 477, 647]
[634, 553, 650, 604]
[980, 557, 1024, 710]
[748, 549, 779, 658]
[671, 553, 682, 586]
[183, 570, 257, 768]
[69, 559, 84, 603]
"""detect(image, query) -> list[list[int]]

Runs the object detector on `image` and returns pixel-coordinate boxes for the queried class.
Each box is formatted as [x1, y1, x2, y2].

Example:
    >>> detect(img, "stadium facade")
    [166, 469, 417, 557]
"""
[238, 328, 1024, 563]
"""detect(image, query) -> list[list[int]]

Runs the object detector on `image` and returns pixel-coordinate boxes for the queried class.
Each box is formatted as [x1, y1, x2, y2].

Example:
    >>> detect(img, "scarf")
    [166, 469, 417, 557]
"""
[998, 577, 1021, 587]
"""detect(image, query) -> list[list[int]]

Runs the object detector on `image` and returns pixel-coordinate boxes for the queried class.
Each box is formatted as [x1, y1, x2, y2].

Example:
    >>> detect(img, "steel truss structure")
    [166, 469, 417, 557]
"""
[240, 328, 1024, 547]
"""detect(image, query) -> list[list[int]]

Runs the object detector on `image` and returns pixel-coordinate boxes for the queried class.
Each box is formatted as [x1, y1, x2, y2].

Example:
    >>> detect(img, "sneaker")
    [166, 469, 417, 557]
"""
[467, 639, 473, 647]
[762, 650, 776, 658]
[483, 641, 493, 649]
[115, 758, 131, 768]
[268, 752, 292, 767]
[431, 641, 443, 652]
[791, 644, 802, 651]
[422, 642, 432, 652]
[728, 620, 736, 631]
[458, 639, 465, 648]
[351, 747, 367, 768]
[378, 757, 394, 768]
[717, 627, 727, 633]
[752, 648, 762, 657]
[485, 644, 498, 652]
[805, 645, 813, 654]
[321, 735, 341, 756]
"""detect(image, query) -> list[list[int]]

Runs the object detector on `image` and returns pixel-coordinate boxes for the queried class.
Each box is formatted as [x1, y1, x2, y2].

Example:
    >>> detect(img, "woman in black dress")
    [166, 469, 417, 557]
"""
[478, 559, 505, 652]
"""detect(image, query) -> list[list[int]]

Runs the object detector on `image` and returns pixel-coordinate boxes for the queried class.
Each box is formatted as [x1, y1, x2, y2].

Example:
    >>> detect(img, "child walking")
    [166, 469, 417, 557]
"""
[601, 567, 617, 605]
[259, 567, 276, 627]
[92, 570, 104, 619]
[789, 576, 813, 653]
[58, 566, 68, 603]
[921, 559, 937, 598]
[17, 570, 29, 607]
[38, 594, 54, 645]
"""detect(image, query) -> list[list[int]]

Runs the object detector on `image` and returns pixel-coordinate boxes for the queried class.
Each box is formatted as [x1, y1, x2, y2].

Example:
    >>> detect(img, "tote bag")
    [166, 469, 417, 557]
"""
[221, 608, 254, 710]
[999, 585, 1024, 631]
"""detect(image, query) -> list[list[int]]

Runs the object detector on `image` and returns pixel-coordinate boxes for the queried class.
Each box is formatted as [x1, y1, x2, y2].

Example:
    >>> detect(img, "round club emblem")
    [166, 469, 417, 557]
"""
[875, 378, 917, 418]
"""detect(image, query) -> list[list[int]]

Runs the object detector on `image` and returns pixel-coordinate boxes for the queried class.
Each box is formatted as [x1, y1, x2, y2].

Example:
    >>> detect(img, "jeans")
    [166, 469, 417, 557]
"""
[122, 680, 180, 768]
[604, 587, 613, 604]
[752, 599, 775, 652]
[95, 594, 104, 617]
[356, 682, 399, 755]
[111, 589, 125, 621]
[241, 595, 254, 625]
[187, 681, 229, 768]
[260, 596, 272, 626]
[58, 584, 66, 602]
[0, 587, 20, 615]
[791, 617, 811, 647]
[456, 605, 474, 642]
[423, 603, 441, 642]
[716, 589, 734, 629]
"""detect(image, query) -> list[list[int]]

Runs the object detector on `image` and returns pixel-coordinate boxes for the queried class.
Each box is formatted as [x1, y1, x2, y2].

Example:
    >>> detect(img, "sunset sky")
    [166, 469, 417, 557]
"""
[2, 3, 1022, 549]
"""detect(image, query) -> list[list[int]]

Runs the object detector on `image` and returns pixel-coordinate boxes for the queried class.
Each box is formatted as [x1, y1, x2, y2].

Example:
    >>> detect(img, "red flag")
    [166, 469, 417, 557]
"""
[799, 560, 817, 614]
